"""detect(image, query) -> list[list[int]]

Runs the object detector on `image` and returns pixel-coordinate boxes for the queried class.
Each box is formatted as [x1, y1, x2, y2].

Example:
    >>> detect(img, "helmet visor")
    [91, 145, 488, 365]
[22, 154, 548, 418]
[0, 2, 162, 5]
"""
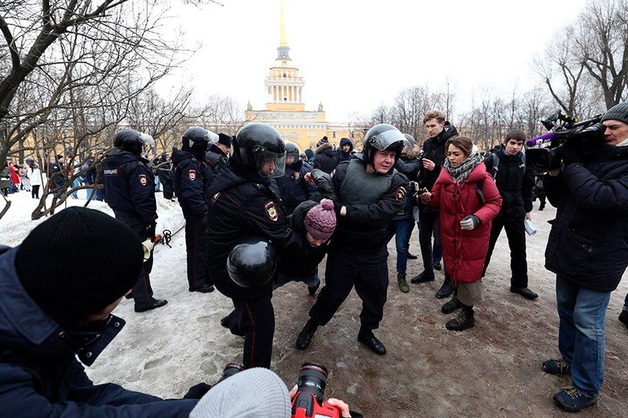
[256, 150, 286, 179]
[372, 129, 406, 151]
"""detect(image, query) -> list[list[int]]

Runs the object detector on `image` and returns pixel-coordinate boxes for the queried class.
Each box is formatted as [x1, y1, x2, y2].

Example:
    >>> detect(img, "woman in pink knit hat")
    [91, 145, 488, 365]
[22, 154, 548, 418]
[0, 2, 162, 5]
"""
[274, 198, 336, 295]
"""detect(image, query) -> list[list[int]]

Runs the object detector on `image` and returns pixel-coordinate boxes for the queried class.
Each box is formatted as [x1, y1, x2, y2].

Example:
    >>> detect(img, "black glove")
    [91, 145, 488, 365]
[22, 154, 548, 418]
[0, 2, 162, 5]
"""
[183, 382, 212, 399]
[332, 199, 344, 216]
[460, 215, 480, 230]
[145, 222, 156, 241]
[311, 169, 336, 200]
[558, 145, 580, 166]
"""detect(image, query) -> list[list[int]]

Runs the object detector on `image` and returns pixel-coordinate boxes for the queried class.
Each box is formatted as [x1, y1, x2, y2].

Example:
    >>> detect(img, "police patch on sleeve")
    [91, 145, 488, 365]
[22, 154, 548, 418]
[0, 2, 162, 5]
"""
[264, 201, 279, 222]
[188, 169, 197, 181]
[139, 174, 148, 186]
[396, 186, 407, 201]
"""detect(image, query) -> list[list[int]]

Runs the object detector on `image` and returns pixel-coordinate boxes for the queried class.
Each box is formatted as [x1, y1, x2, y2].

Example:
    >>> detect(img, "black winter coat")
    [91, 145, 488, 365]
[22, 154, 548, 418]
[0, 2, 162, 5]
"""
[205, 160, 311, 300]
[421, 122, 458, 190]
[103, 149, 157, 226]
[172, 148, 212, 216]
[313, 143, 339, 174]
[275, 160, 316, 214]
[544, 144, 628, 291]
[484, 146, 534, 219]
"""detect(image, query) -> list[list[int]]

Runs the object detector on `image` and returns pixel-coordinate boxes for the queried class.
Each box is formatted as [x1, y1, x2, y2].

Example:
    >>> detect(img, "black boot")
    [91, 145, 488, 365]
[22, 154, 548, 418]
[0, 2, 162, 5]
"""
[435, 273, 454, 299]
[296, 319, 318, 350]
[397, 273, 409, 293]
[446, 304, 475, 331]
[410, 270, 435, 284]
[357, 328, 386, 355]
[441, 294, 461, 314]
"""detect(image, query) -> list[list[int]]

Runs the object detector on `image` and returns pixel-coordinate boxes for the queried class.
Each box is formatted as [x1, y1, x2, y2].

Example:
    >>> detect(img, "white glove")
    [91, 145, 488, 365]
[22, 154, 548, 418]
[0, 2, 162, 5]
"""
[460, 215, 480, 230]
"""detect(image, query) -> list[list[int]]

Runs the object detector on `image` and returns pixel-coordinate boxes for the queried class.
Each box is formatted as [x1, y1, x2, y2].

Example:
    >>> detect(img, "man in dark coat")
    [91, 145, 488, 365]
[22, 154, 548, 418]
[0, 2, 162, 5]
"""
[482, 129, 538, 300]
[206, 132, 231, 171]
[540, 102, 628, 412]
[206, 123, 311, 369]
[0, 207, 198, 416]
[336, 137, 354, 162]
[275, 141, 316, 215]
[173, 127, 216, 293]
[103, 129, 167, 313]
[411, 110, 458, 300]
[312, 136, 338, 174]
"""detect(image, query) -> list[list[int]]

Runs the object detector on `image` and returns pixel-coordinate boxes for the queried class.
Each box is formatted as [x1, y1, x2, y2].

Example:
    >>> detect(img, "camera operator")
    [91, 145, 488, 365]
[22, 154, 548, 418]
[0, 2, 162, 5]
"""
[0, 208, 199, 416]
[540, 102, 628, 412]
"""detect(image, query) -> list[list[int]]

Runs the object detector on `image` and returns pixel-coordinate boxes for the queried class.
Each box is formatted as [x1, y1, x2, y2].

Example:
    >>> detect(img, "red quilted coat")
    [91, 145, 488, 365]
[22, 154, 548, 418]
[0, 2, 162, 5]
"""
[428, 162, 502, 284]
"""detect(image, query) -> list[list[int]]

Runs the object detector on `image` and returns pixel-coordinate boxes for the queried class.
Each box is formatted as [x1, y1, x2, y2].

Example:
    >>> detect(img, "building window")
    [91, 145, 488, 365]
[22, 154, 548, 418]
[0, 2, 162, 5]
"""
[351, 132, 355, 139]
[332, 132, 336, 139]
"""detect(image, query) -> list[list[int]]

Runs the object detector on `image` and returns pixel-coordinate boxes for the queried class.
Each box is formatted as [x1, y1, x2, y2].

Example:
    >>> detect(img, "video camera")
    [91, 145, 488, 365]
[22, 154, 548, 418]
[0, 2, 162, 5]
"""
[525, 110, 605, 172]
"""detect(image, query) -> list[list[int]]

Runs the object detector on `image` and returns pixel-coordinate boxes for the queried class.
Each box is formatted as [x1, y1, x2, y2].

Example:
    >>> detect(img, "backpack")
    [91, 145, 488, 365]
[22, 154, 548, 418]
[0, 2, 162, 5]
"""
[488, 152, 526, 180]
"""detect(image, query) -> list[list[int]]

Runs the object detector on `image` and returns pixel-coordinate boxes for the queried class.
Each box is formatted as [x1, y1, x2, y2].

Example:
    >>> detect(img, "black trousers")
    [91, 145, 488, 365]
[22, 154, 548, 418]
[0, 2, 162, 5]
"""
[418, 206, 441, 274]
[229, 297, 275, 369]
[116, 214, 156, 310]
[310, 245, 388, 331]
[183, 211, 211, 290]
[483, 216, 529, 289]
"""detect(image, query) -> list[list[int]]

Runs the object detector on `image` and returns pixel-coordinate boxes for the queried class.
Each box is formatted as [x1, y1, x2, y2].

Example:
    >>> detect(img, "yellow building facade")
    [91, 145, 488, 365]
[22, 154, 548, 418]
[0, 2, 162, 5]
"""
[245, 0, 361, 153]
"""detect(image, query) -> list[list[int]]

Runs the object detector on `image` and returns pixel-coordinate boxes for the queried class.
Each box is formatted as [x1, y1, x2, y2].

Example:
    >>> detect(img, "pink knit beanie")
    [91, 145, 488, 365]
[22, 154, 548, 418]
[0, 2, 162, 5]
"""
[304, 199, 337, 240]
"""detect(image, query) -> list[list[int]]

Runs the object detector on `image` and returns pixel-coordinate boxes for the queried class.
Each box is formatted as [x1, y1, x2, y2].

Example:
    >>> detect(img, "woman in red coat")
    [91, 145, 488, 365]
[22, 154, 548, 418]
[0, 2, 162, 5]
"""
[420, 136, 501, 331]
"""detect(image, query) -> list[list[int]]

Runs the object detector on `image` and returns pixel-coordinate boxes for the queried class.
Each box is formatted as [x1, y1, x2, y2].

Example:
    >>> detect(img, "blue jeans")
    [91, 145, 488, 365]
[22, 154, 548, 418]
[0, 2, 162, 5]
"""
[387, 219, 414, 275]
[556, 275, 610, 397]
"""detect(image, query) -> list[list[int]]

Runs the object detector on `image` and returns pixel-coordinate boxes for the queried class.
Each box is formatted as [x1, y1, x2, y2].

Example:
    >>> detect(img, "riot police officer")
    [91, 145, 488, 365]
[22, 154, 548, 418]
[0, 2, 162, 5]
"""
[295, 124, 408, 355]
[103, 129, 167, 312]
[173, 127, 217, 293]
[206, 123, 311, 369]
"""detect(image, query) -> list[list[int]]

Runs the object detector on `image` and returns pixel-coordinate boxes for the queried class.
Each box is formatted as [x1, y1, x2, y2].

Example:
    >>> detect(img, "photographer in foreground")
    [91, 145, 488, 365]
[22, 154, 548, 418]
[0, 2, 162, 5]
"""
[541, 102, 628, 412]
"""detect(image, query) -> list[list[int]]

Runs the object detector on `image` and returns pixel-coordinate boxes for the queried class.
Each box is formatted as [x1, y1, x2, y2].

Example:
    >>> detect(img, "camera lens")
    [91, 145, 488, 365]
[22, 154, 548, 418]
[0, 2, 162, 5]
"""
[296, 362, 329, 405]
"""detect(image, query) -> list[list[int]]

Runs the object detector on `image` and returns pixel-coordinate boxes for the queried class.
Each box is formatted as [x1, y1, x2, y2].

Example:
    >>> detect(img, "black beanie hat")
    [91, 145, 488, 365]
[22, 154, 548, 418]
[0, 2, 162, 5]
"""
[601, 102, 628, 125]
[218, 133, 233, 147]
[16, 207, 143, 327]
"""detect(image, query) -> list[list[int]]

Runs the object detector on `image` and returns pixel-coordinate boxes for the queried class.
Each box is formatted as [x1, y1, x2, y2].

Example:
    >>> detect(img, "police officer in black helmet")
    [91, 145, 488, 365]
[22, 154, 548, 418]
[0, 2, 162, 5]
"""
[295, 124, 409, 355]
[173, 127, 218, 293]
[103, 129, 168, 312]
[206, 123, 311, 369]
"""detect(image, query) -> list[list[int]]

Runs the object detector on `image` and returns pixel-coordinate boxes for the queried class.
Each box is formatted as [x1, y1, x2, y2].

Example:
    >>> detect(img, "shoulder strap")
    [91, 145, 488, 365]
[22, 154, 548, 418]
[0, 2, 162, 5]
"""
[476, 180, 485, 204]
[490, 153, 499, 179]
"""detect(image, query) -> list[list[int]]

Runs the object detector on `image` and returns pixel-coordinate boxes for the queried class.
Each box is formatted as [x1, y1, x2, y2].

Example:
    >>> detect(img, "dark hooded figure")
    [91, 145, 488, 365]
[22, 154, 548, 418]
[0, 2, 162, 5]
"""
[312, 136, 338, 174]
[336, 137, 354, 162]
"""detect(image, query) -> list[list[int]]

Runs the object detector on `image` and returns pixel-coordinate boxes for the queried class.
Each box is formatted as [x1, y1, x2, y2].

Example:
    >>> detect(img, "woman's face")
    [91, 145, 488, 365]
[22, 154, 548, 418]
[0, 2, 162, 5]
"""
[447, 144, 467, 167]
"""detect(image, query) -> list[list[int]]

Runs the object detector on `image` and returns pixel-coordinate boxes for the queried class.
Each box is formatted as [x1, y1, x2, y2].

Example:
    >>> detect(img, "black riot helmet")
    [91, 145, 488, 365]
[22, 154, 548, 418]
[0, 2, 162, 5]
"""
[183, 126, 218, 155]
[113, 129, 155, 156]
[284, 141, 300, 166]
[226, 237, 277, 288]
[362, 124, 406, 166]
[232, 123, 286, 179]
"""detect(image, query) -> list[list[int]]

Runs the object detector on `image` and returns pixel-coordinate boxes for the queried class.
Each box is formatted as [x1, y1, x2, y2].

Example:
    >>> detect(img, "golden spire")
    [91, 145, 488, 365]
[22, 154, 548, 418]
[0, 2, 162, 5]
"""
[279, 0, 287, 47]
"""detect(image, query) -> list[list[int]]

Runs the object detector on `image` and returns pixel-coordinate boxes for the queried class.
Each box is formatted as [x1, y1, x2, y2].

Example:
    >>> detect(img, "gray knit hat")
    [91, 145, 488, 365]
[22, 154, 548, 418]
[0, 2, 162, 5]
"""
[189, 368, 290, 418]
[601, 102, 628, 124]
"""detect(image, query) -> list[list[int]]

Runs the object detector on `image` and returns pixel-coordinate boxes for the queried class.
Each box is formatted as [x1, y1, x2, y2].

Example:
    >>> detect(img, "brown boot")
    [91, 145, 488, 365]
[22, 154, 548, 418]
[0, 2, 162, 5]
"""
[397, 273, 409, 293]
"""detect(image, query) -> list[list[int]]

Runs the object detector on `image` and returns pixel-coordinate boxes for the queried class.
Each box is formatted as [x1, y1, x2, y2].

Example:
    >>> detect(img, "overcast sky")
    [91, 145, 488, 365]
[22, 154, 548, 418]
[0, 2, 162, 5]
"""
[157, 0, 589, 121]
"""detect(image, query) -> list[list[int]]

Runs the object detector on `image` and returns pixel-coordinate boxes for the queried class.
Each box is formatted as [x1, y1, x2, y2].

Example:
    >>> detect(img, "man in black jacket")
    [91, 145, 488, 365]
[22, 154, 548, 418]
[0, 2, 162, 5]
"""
[482, 129, 538, 300]
[103, 129, 167, 313]
[206, 123, 311, 369]
[295, 124, 408, 356]
[411, 110, 458, 299]
[173, 127, 216, 293]
[540, 102, 628, 412]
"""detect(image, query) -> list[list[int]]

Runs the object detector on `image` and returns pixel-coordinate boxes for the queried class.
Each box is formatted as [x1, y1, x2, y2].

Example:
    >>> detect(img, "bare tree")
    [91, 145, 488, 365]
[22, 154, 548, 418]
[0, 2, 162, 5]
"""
[0, 1, 215, 219]
[576, 0, 628, 109]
